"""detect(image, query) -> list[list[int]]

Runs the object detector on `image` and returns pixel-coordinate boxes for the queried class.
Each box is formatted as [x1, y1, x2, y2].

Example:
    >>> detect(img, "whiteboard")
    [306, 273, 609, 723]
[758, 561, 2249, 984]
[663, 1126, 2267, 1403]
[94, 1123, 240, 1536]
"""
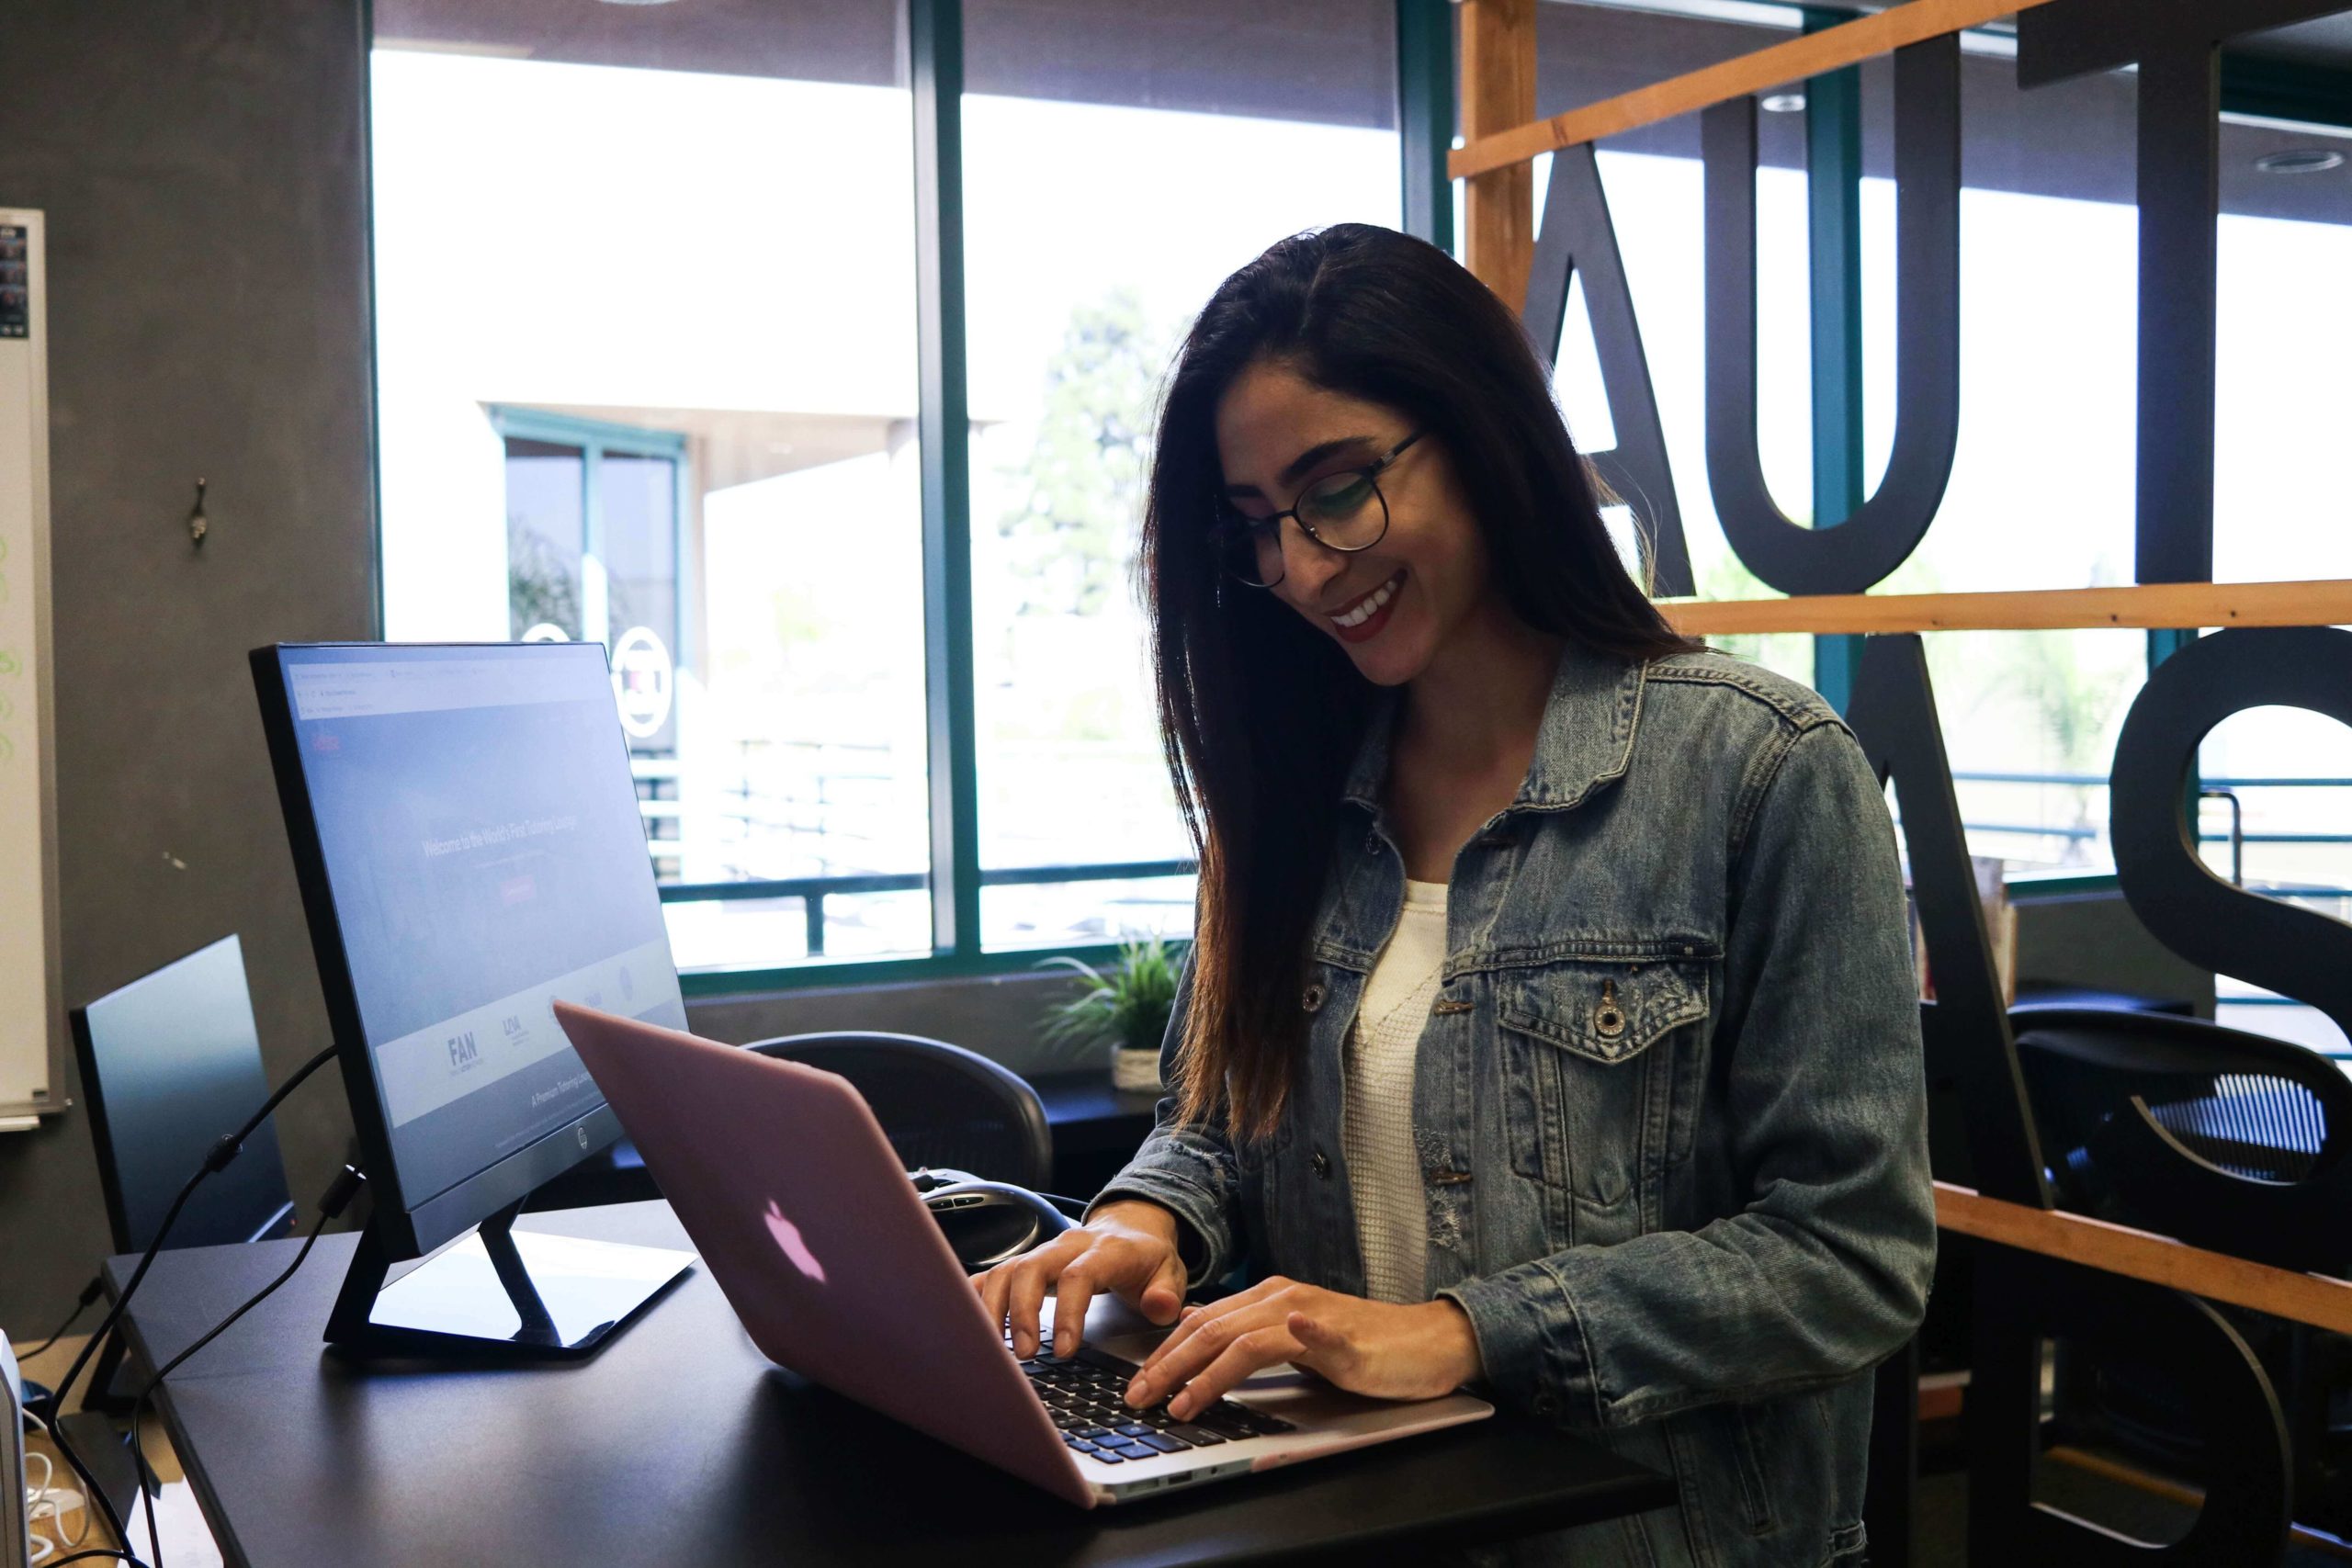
[0, 207, 59, 1126]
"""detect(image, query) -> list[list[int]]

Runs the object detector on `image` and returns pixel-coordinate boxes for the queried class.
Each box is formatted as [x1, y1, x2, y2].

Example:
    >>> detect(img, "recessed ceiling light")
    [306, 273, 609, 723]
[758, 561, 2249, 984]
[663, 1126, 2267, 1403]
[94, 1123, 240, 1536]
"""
[1760, 92, 1807, 114]
[2256, 148, 2344, 175]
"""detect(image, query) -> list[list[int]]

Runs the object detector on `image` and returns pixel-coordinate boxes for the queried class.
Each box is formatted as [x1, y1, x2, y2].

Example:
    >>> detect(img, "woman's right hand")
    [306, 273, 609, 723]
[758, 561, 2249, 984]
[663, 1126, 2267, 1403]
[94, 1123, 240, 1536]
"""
[974, 1199, 1189, 1359]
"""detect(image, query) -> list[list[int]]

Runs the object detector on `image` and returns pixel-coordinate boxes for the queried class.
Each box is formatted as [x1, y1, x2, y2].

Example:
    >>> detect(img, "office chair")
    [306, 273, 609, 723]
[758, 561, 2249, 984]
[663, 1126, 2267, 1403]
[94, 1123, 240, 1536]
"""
[748, 1032, 1069, 1268]
[746, 1031, 1053, 1187]
[529, 1027, 1067, 1267]
[2012, 1006, 2352, 1535]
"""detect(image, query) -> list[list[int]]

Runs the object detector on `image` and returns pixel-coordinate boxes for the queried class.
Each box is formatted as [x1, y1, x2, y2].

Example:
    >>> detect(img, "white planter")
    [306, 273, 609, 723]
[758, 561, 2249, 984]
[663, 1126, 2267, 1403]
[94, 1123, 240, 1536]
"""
[1111, 1046, 1163, 1094]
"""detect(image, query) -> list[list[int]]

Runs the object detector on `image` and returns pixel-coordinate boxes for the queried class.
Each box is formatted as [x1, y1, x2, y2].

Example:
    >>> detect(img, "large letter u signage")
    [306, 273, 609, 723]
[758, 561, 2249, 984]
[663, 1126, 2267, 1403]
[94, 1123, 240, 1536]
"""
[1702, 33, 1962, 596]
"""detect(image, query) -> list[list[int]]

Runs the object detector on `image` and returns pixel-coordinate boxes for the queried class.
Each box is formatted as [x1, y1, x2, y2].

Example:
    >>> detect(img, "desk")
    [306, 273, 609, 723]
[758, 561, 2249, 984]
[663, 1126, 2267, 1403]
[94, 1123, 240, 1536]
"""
[110, 1201, 1672, 1566]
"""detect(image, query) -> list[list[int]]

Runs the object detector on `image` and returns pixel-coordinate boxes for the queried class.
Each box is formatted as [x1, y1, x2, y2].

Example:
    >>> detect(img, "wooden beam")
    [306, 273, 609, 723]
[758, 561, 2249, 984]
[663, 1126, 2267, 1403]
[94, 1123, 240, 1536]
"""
[1451, 0, 2061, 181]
[1936, 1181, 2352, 1335]
[1659, 579, 2352, 637]
[1461, 0, 1536, 310]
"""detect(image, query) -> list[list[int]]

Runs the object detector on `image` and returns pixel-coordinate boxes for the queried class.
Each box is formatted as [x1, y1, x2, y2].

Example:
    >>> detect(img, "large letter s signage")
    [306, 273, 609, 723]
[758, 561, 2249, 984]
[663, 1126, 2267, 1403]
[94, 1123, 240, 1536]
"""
[2110, 626, 2352, 1050]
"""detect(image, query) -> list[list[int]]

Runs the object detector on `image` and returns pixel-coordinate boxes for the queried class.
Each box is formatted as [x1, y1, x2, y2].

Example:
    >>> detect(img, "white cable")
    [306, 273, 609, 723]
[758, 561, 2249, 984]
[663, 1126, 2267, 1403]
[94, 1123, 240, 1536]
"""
[20, 1403, 96, 1557]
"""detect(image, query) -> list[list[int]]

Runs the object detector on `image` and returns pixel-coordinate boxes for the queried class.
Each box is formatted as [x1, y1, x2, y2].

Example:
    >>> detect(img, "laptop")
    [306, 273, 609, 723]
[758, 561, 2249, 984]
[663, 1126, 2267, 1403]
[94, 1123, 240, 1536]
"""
[552, 1002, 1492, 1507]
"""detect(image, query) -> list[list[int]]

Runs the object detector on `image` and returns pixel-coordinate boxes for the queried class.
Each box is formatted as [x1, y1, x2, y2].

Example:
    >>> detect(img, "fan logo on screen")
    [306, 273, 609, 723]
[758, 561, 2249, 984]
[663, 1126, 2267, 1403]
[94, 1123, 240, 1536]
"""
[610, 626, 673, 740]
[446, 1030, 480, 1072]
[764, 1199, 827, 1284]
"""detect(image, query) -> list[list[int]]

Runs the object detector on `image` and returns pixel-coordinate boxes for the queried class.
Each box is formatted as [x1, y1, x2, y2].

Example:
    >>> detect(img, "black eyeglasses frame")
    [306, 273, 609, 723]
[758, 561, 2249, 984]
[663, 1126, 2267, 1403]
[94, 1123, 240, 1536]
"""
[1207, 430, 1425, 590]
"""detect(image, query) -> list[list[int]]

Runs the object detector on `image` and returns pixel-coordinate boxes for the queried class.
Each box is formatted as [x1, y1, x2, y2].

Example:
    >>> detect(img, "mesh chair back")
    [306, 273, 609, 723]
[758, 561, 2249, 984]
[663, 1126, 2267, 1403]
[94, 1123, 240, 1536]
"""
[2011, 1007, 2352, 1501]
[747, 1031, 1052, 1190]
[2013, 1007, 2351, 1235]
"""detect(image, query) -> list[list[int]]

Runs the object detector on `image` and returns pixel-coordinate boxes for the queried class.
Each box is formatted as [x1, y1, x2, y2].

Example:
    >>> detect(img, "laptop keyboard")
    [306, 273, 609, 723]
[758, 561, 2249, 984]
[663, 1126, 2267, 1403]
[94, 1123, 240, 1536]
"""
[1016, 1343, 1294, 1465]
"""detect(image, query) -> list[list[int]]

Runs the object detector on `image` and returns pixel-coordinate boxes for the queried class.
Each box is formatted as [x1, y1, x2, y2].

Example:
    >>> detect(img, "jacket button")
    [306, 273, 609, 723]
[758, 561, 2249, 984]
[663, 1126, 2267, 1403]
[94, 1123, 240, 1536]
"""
[1364, 833, 1382, 855]
[1311, 1149, 1331, 1179]
[1302, 982, 1327, 1013]
[1532, 1393, 1558, 1416]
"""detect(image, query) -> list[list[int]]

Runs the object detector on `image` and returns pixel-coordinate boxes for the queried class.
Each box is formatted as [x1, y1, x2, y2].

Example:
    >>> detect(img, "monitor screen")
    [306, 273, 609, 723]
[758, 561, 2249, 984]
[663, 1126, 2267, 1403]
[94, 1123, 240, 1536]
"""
[271, 643, 685, 1211]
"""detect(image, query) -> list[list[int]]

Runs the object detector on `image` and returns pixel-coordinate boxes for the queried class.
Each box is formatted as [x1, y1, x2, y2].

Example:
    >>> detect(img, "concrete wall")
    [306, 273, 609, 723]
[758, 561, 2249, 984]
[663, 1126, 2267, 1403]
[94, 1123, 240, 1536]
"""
[0, 0, 379, 1334]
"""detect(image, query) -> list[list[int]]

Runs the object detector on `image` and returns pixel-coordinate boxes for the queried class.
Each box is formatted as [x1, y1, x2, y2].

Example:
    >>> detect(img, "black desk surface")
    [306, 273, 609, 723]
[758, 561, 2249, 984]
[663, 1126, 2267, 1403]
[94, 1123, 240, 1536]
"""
[110, 1202, 1672, 1567]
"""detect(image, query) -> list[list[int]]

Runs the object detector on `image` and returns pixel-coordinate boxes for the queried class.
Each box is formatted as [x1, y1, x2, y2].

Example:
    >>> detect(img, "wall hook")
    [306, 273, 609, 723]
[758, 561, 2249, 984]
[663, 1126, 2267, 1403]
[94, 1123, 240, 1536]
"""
[187, 478, 209, 547]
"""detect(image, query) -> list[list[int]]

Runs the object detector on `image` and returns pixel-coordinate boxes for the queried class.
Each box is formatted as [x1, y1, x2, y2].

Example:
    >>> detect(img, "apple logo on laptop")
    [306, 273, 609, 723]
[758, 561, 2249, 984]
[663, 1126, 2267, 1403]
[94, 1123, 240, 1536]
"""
[764, 1199, 827, 1284]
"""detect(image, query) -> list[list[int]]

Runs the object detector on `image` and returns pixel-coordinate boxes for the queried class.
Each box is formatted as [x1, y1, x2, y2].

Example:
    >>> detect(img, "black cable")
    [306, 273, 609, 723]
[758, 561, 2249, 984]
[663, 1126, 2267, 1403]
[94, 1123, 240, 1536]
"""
[41, 1041, 341, 1560]
[123, 1166, 366, 1568]
[35, 1414, 132, 1562]
[17, 1275, 103, 1361]
[48, 1043, 340, 1424]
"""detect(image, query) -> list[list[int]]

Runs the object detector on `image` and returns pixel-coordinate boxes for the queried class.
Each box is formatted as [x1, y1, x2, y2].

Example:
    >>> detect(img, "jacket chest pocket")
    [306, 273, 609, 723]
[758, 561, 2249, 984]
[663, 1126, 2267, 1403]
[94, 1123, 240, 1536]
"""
[1497, 958, 1708, 1240]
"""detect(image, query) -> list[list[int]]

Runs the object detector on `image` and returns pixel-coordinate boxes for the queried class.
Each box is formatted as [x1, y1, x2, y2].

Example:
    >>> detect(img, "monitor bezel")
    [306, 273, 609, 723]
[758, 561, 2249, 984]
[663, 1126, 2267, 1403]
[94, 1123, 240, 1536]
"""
[249, 640, 646, 1260]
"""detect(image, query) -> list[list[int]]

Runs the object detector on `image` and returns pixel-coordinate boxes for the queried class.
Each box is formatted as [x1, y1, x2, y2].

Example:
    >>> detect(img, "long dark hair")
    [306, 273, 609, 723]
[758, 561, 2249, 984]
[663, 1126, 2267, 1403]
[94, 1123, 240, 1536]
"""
[1144, 223, 1693, 1142]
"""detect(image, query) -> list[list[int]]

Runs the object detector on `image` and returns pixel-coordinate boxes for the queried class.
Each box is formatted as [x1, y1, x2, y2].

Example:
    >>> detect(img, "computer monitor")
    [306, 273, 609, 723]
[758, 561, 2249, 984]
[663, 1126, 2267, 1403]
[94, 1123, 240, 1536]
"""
[72, 934, 295, 1257]
[252, 642, 695, 1356]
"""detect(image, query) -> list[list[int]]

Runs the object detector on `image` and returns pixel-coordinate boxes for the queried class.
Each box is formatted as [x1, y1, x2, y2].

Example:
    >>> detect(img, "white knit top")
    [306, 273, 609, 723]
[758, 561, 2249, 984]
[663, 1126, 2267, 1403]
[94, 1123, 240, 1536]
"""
[1343, 878, 1447, 1305]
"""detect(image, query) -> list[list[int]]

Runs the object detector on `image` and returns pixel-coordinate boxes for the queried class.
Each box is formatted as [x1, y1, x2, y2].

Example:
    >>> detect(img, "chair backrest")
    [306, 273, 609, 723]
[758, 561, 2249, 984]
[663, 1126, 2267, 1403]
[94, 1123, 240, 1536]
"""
[2012, 1005, 2352, 1271]
[746, 1031, 1052, 1192]
[69, 934, 296, 1254]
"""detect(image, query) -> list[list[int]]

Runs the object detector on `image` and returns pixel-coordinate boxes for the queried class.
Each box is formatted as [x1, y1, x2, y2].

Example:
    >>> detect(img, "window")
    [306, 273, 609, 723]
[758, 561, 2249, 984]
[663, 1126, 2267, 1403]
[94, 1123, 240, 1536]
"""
[960, 0, 1403, 952]
[370, 1, 934, 979]
[370, 0, 1418, 987]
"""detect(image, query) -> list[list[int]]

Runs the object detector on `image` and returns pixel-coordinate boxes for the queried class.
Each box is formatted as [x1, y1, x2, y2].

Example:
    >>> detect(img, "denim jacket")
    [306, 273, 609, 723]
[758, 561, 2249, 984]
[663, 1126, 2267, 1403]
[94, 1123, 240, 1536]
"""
[1093, 644, 1935, 1567]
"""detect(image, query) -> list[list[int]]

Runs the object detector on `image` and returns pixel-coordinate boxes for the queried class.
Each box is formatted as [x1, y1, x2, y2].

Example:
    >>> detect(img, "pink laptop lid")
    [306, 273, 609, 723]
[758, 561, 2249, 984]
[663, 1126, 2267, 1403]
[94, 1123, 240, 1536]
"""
[553, 1002, 1093, 1506]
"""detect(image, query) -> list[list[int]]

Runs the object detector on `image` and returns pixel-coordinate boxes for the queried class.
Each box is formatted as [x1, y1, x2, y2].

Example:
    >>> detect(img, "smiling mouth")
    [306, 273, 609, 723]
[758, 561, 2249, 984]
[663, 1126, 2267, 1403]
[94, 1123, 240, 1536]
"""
[1328, 570, 1404, 630]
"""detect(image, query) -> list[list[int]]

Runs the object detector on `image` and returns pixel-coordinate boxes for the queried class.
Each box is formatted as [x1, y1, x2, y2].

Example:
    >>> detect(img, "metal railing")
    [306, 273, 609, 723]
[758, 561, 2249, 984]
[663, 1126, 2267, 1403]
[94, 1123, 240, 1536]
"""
[1945, 773, 2352, 863]
[639, 765, 2346, 963]
[655, 858, 1196, 957]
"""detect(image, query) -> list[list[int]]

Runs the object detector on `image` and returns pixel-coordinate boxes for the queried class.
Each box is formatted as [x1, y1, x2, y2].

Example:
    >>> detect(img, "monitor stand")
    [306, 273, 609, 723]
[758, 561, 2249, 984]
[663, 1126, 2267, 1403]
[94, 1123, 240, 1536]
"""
[324, 1199, 694, 1359]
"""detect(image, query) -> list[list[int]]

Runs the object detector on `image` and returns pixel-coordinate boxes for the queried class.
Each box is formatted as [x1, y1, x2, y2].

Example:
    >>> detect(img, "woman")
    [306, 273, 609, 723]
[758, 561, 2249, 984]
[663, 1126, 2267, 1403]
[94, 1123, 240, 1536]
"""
[978, 223, 1933, 1566]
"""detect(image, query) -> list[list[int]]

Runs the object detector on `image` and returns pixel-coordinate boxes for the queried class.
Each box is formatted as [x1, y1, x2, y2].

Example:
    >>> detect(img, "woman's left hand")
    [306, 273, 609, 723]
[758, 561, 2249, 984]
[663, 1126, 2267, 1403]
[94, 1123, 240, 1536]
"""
[1123, 1275, 1484, 1420]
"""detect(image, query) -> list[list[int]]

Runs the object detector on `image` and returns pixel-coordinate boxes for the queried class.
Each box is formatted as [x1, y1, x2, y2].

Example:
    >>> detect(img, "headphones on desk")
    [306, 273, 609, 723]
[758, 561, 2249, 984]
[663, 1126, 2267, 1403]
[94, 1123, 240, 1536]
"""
[910, 1168, 1080, 1271]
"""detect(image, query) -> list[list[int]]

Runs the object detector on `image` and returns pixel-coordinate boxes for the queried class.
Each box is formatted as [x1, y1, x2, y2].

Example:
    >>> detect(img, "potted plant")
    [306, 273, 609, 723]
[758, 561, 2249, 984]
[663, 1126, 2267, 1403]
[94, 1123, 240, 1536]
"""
[1036, 936, 1185, 1092]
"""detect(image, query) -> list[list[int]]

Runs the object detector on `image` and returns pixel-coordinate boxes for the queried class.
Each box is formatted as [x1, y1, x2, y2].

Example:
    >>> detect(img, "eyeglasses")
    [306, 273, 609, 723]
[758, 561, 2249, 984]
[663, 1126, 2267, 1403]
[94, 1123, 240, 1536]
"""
[1208, 431, 1424, 589]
